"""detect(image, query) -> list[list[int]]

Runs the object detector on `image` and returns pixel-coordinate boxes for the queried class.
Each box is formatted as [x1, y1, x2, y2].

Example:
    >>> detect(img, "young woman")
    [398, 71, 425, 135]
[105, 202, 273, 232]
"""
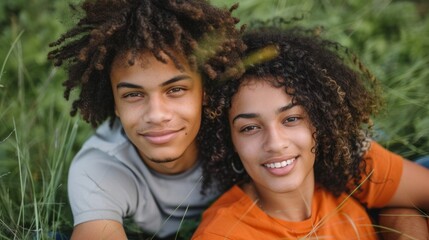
[194, 28, 429, 239]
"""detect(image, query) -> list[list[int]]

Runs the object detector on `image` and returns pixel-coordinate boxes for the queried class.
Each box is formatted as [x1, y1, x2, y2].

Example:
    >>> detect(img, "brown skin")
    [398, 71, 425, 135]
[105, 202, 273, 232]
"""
[48, 0, 245, 128]
[200, 27, 429, 237]
[111, 51, 203, 175]
[378, 160, 429, 239]
[229, 79, 316, 222]
[70, 50, 206, 240]
[49, 0, 428, 236]
[378, 208, 428, 240]
[49, 0, 245, 239]
[72, 220, 127, 240]
[201, 28, 381, 195]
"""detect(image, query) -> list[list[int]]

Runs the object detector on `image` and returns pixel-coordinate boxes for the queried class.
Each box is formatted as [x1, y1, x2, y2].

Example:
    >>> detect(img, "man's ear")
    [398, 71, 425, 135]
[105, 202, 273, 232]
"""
[114, 105, 120, 117]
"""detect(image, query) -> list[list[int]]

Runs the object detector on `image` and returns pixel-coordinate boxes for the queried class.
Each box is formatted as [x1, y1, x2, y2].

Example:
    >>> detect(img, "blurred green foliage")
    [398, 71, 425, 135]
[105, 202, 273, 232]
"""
[0, 0, 428, 238]
[1, 0, 89, 238]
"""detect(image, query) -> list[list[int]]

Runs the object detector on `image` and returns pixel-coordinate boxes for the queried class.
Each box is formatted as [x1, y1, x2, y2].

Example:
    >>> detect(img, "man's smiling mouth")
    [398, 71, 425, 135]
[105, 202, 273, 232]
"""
[141, 129, 183, 144]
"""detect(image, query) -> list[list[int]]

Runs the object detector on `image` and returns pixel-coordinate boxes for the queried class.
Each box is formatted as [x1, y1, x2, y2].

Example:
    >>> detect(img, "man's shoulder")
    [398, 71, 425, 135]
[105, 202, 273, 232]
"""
[69, 119, 140, 178]
[68, 121, 141, 194]
[78, 120, 129, 157]
[92, 119, 127, 145]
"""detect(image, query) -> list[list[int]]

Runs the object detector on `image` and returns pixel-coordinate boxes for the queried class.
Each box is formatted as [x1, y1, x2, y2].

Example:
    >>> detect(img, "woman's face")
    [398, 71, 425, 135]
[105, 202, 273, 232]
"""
[229, 77, 316, 195]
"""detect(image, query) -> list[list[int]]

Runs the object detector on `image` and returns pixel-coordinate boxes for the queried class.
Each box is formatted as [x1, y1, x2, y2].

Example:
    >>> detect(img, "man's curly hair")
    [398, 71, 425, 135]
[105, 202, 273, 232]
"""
[200, 27, 382, 196]
[48, 0, 245, 127]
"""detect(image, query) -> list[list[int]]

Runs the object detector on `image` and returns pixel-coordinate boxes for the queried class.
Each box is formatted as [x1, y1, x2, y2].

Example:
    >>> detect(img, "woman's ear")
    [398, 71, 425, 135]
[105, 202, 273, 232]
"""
[203, 91, 208, 106]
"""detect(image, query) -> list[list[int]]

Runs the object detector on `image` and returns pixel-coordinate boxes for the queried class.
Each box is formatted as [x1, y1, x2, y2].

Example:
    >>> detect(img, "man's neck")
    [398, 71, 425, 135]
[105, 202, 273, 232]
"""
[137, 143, 199, 175]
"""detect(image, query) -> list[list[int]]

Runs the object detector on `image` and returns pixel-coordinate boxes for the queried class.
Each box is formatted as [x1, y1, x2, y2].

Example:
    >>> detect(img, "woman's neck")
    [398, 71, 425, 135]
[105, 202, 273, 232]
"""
[243, 179, 315, 222]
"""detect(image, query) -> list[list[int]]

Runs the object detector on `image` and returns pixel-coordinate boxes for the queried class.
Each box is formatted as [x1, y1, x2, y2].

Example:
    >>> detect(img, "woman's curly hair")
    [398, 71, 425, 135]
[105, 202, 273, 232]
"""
[200, 27, 383, 196]
[48, 0, 245, 127]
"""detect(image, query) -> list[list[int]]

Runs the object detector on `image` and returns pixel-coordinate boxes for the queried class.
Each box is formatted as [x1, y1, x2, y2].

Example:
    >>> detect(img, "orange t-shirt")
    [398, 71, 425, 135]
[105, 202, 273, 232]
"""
[193, 142, 404, 240]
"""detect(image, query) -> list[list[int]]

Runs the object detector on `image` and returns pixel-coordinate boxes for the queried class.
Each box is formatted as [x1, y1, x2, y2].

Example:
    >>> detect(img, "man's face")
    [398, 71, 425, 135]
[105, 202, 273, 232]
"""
[110, 51, 204, 174]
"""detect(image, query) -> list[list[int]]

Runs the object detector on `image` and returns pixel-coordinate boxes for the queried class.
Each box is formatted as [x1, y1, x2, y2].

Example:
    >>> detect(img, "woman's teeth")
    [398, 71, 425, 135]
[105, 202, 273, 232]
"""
[264, 158, 295, 169]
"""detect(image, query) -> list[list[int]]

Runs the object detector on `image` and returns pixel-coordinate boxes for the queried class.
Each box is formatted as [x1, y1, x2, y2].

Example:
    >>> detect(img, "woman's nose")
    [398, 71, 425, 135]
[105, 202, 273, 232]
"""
[263, 125, 289, 153]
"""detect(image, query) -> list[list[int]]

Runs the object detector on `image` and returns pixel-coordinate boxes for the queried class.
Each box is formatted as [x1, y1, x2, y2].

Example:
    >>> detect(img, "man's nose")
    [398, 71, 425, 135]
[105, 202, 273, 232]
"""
[143, 95, 172, 124]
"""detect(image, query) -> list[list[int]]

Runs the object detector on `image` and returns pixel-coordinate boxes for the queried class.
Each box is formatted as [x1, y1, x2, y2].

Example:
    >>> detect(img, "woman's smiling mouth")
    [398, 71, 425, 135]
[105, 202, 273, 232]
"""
[263, 158, 296, 169]
[261, 156, 298, 176]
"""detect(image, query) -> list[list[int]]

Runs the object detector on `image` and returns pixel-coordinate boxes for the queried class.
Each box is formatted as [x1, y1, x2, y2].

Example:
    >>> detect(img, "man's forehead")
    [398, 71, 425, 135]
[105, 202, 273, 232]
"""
[111, 49, 190, 70]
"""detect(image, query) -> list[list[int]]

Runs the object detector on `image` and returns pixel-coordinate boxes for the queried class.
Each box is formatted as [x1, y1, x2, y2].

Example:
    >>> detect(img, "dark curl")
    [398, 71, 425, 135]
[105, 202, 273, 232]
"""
[48, 0, 245, 127]
[201, 27, 382, 196]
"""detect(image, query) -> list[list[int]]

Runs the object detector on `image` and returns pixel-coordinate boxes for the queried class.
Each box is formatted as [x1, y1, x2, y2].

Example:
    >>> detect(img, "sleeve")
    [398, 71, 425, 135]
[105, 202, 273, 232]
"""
[68, 150, 139, 226]
[192, 233, 233, 240]
[352, 141, 404, 208]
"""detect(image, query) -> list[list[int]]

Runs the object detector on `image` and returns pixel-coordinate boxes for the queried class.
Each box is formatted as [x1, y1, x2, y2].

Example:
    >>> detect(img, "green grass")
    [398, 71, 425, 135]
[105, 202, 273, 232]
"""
[1, 0, 428, 239]
[0, 7, 91, 236]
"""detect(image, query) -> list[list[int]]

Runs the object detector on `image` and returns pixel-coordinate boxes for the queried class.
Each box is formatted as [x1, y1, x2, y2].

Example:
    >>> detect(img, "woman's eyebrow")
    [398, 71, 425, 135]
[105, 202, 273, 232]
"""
[231, 102, 296, 124]
[232, 113, 259, 124]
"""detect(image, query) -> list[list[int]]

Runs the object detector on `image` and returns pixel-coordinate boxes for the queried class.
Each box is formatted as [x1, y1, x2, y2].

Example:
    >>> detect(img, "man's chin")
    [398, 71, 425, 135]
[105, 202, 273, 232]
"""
[149, 158, 178, 164]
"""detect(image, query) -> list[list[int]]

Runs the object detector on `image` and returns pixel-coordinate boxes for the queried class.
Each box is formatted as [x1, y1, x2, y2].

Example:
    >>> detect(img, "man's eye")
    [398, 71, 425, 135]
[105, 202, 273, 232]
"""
[167, 87, 187, 97]
[123, 92, 143, 98]
[283, 116, 301, 125]
[168, 87, 185, 93]
[286, 117, 298, 122]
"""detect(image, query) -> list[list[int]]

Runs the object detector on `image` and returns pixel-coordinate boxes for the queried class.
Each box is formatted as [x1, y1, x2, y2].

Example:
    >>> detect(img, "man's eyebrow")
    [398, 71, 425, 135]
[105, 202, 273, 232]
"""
[116, 74, 192, 89]
[277, 102, 295, 114]
[231, 102, 296, 124]
[116, 82, 142, 89]
[160, 75, 192, 87]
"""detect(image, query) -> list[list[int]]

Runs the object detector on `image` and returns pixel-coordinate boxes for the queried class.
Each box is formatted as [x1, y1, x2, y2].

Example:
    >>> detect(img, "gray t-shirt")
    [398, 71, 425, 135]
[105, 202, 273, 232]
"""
[68, 120, 218, 238]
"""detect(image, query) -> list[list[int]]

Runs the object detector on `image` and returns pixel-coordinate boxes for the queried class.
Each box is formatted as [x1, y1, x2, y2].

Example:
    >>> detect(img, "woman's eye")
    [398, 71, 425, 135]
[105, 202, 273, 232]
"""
[240, 125, 259, 133]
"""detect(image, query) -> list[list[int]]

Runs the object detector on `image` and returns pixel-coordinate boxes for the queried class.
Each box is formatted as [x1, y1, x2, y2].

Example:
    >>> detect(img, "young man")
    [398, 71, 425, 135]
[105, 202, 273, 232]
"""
[48, 0, 427, 239]
[48, 0, 244, 239]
